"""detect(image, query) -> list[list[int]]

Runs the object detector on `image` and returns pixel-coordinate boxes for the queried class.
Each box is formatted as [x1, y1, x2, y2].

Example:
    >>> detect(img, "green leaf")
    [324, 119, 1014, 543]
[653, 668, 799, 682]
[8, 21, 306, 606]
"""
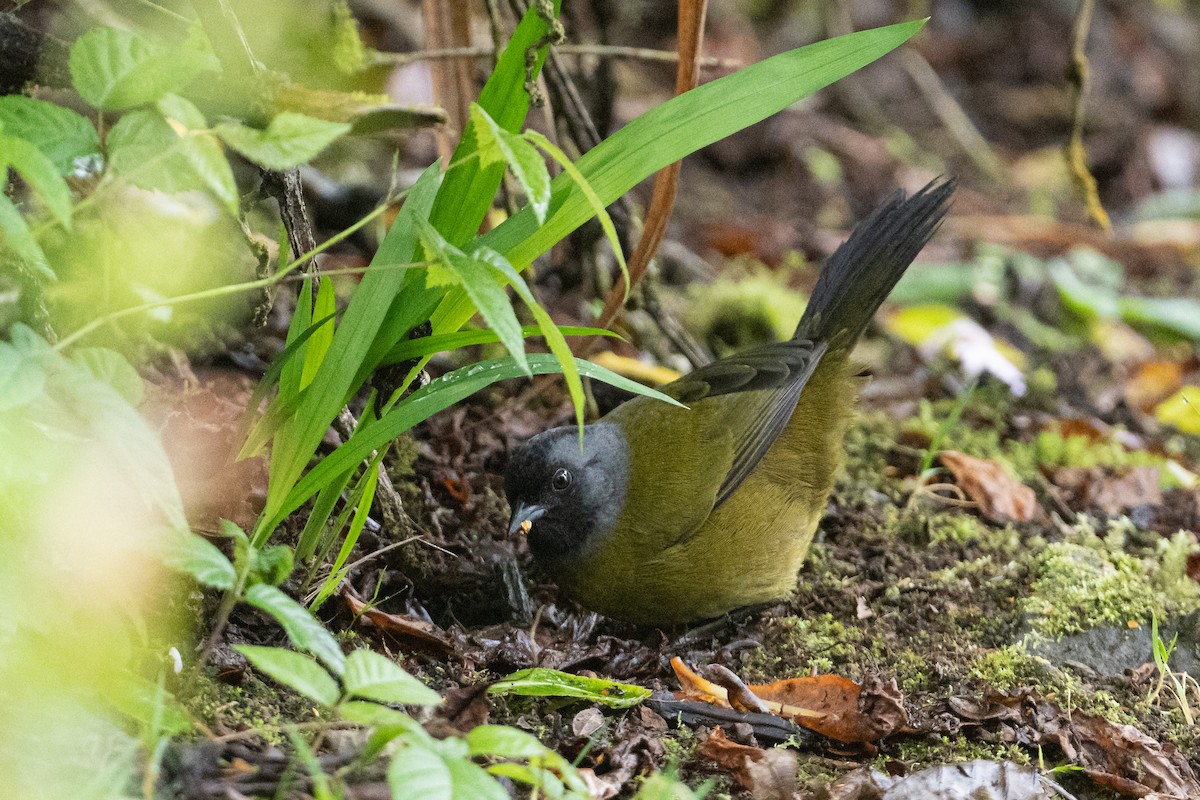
[1, 134, 73, 228]
[310, 458, 379, 611]
[481, 20, 925, 269]
[488, 668, 651, 709]
[465, 725, 546, 759]
[161, 531, 236, 589]
[275, 353, 683, 524]
[0, 340, 45, 411]
[469, 104, 550, 224]
[444, 758, 509, 800]
[72, 348, 144, 405]
[288, 729, 336, 800]
[388, 746, 452, 800]
[418, 220, 528, 374]
[0, 96, 101, 174]
[382, 324, 618, 366]
[252, 544, 295, 586]
[106, 109, 238, 214]
[69, 26, 219, 111]
[338, 701, 429, 734]
[216, 112, 351, 170]
[343, 649, 442, 706]
[301, 276, 337, 389]
[0, 194, 52, 278]
[156, 93, 208, 130]
[234, 644, 340, 707]
[473, 246, 584, 433]
[1120, 296, 1200, 341]
[243, 584, 346, 675]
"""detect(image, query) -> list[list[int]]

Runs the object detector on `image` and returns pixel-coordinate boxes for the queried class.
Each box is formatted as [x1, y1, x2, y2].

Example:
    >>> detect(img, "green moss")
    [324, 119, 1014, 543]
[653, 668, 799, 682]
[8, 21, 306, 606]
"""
[766, 614, 864, 675]
[684, 266, 807, 357]
[178, 668, 320, 742]
[890, 735, 1032, 769]
[1024, 540, 1176, 637]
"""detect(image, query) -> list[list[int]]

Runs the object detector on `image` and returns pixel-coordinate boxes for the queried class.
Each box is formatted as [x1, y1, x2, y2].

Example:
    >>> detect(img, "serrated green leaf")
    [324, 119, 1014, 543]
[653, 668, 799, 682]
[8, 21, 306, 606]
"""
[343, 649, 442, 706]
[72, 348, 144, 405]
[106, 109, 237, 213]
[253, 544, 295, 586]
[388, 746, 452, 800]
[1, 134, 73, 228]
[243, 583, 346, 675]
[156, 93, 208, 130]
[418, 221, 527, 375]
[381, 325, 618, 366]
[0, 193, 52, 279]
[235, 644, 340, 707]
[69, 26, 219, 111]
[215, 112, 351, 171]
[488, 668, 651, 709]
[0, 96, 101, 174]
[468, 105, 549, 224]
[161, 531, 236, 589]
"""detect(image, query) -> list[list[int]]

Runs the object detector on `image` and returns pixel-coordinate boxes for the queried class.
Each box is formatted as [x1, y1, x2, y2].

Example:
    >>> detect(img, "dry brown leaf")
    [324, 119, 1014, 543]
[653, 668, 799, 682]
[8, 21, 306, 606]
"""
[1126, 360, 1184, 413]
[697, 727, 797, 800]
[749, 673, 907, 743]
[341, 588, 455, 656]
[1049, 465, 1162, 515]
[940, 450, 1039, 522]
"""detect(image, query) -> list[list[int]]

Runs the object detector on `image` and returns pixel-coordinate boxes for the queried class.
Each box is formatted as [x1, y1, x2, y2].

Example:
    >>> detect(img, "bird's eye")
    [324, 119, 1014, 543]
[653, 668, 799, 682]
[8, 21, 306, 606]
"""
[551, 468, 572, 492]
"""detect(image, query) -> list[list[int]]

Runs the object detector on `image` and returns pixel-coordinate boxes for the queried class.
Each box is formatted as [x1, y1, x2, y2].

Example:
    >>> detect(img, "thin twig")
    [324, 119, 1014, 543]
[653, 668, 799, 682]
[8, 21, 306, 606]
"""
[372, 43, 740, 70]
[597, 0, 708, 329]
[1064, 0, 1111, 233]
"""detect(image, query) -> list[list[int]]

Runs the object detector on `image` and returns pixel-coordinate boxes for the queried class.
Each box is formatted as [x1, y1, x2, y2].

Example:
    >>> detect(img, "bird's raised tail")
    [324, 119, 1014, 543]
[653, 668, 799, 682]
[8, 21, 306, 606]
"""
[794, 178, 955, 348]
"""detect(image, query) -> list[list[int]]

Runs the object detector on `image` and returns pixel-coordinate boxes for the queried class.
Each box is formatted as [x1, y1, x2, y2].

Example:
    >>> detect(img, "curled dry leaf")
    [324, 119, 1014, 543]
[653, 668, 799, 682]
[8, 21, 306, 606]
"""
[939, 450, 1039, 523]
[698, 727, 797, 800]
[670, 658, 907, 744]
[341, 587, 455, 657]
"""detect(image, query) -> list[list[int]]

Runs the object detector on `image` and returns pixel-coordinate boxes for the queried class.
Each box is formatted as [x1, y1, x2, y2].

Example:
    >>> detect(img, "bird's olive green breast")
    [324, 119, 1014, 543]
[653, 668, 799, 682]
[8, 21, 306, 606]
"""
[555, 355, 860, 624]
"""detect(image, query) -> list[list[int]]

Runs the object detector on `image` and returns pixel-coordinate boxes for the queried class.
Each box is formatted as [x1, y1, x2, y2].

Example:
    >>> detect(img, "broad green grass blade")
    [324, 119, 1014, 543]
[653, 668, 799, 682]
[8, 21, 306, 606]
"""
[254, 163, 442, 546]
[432, 20, 926, 334]
[354, 0, 562, 384]
[311, 454, 380, 611]
[382, 325, 618, 365]
[275, 354, 684, 524]
[300, 276, 336, 389]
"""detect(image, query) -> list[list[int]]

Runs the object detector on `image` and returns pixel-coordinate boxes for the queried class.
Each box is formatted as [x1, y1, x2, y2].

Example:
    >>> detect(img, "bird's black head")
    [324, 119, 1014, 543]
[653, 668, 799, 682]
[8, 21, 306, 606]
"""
[503, 423, 629, 568]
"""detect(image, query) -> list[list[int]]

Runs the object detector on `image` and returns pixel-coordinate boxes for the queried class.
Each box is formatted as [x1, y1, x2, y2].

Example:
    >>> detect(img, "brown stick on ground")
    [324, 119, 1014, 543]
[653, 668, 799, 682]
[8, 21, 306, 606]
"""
[596, 0, 709, 329]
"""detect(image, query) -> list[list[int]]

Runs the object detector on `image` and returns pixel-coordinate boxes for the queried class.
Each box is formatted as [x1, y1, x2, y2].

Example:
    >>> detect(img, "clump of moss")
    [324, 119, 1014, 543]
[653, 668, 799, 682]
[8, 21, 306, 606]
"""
[1023, 539, 1176, 638]
[745, 614, 865, 678]
[889, 735, 1031, 770]
[1004, 430, 1164, 481]
[968, 643, 1137, 725]
[684, 266, 807, 357]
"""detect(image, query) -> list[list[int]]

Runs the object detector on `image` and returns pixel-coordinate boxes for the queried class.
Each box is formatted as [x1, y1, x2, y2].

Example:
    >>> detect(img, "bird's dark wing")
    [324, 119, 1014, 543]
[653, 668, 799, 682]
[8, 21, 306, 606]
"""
[663, 337, 828, 507]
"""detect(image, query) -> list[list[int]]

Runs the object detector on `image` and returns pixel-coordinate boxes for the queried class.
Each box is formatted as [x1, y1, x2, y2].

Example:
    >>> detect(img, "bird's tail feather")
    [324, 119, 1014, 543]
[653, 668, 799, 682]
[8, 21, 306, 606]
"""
[794, 178, 955, 347]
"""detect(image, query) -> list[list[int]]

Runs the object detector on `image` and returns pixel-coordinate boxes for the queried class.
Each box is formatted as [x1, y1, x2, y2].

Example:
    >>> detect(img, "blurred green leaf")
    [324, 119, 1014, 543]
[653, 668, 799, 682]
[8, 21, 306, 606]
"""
[235, 645, 340, 707]
[106, 108, 238, 214]
[0, 96, 100, 174]
[1, 134, 73, 229]
[0, 194, 52, 279]
[382, 324, 617, 365]
[0, 337, 48, 410]
[1119, 296, 1200, 341]
[465, 725, 546, 759]
[72, 348, 144, 405]
[343, 649, 442, 706]
[216, 112, 351, 171]
[388, 746, 453, 800]
[488, 668, 651, 708]
[69, 27, 218, 111]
